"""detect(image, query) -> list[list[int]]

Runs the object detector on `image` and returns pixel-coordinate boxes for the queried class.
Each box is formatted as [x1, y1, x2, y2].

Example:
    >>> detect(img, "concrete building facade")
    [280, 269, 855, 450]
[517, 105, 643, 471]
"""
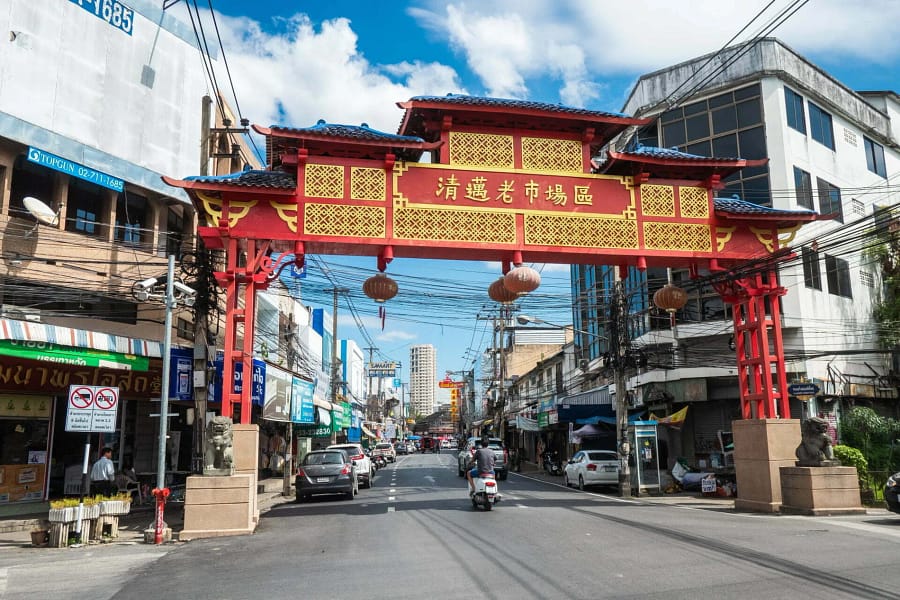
[409, 344, 437, 418]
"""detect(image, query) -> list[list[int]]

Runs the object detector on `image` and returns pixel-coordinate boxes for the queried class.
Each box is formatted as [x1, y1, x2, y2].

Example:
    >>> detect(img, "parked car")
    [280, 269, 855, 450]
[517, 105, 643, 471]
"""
[457, 437, 508, 480]
[448, 439, 458, 450]
[395, 442, 409, 455]
[885, 471, 900, 514]
[295, 449, 358, 502]
[372, 442, 396, 463]
[564, 450, 619, 490]
[327, 443, 374, 488]
[440, 439, 450, 449]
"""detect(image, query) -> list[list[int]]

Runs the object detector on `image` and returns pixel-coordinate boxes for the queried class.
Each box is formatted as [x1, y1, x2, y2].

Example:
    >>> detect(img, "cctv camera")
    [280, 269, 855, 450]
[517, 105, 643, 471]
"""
[134, 276, 159, 291]
[172, 281, 196, 297]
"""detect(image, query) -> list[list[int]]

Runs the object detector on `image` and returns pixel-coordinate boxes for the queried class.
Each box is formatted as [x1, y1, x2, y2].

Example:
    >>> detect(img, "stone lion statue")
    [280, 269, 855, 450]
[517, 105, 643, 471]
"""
[796, 416, 838, 467]
[204, 415, 235, 475]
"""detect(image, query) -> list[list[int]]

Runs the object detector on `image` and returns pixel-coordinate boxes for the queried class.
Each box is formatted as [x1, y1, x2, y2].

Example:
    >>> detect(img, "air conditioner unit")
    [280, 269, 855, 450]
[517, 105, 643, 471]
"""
[1, 304, 41, 322]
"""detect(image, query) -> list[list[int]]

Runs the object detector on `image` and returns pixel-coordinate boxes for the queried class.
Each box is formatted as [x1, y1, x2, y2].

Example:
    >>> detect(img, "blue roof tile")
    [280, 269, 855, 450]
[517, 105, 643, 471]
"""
[408, 94, 630, 119]
[623, 145, 742, 162]
[270, 120, 426, 144]
[185, 169, 296, 190]
[714, 196, 816, 217]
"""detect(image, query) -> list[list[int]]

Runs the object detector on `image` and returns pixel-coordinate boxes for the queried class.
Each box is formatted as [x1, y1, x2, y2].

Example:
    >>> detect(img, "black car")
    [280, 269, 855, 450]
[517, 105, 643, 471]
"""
[295, 449, 358, 502]
[885, 471, 900, 513]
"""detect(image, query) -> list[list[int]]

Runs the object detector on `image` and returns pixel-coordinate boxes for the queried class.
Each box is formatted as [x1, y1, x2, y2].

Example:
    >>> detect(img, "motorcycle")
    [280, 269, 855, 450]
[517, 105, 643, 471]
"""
[542, 450, 562, 476]
[470, 471, 500, 511]
[372, 455, 388, 470]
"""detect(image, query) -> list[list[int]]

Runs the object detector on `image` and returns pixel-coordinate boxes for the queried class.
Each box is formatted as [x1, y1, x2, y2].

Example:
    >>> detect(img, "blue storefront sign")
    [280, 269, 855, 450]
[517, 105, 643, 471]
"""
[213, 356, 265, 406]
[27, 147, 124, 192]
[168, 348, 194, 401]
[290, 376, 315, 424]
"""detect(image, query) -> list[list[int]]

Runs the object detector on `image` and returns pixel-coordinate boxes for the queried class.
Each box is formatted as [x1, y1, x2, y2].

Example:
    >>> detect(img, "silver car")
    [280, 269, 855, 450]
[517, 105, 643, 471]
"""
[564, 450, 619, 490]
[295, 449, 358, 502]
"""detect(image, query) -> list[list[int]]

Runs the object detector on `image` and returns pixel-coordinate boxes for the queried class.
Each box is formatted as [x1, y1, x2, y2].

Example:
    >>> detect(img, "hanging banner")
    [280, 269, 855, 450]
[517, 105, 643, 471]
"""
[331, 404, 345, 433]
[290, 377, 315, 424]
[263, 365, 291, 422]
[339, 402, 352, 429]
[168, 347, 193, 401]
[213, 356, 265, 406]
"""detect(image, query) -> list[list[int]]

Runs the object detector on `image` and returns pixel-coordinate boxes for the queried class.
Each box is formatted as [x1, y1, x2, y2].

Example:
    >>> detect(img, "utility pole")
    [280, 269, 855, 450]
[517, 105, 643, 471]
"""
[327, 287, 348, 445]
[613, 276, 632, 498]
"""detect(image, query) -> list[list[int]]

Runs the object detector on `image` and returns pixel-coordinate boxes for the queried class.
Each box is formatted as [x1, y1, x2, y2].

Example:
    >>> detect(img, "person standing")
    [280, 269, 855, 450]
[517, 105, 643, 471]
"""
[90, 447, 116, 496]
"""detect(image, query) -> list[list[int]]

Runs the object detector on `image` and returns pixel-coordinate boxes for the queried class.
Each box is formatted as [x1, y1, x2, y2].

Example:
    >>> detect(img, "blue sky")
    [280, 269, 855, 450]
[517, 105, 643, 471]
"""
[175, 1, 900, 392]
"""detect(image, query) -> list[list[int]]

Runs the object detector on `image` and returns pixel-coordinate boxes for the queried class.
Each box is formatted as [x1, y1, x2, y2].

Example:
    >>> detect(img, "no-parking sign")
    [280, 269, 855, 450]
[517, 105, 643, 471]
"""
[66, 385, 119, 432]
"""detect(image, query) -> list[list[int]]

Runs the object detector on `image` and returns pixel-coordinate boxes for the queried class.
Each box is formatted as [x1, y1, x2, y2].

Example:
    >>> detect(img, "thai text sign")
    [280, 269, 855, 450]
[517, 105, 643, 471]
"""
[291, 377, 315, 423]
[66, 385, 119, 432]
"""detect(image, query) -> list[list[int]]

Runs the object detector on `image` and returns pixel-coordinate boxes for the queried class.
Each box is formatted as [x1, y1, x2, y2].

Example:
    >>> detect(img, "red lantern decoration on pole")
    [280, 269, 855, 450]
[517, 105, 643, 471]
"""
[653, 283, 688, 313]
[504, 265, 541, 294]
[653, 283, 688, 328]
[363, 273, 398, 303]
[488, 277, 518, 304]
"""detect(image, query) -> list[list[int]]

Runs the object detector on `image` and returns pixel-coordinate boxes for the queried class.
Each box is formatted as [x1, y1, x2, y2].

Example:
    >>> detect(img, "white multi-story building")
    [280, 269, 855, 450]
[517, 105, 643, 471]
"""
[606, 38, 898, 463]
[409, 344, 437, 417]
[0, 0, 224, 513]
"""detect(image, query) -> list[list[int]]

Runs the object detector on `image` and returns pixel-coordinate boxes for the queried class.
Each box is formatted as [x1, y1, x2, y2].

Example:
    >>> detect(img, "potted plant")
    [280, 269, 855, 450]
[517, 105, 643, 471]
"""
[48, 498, 79, 523]
[99, 492, 133, 516]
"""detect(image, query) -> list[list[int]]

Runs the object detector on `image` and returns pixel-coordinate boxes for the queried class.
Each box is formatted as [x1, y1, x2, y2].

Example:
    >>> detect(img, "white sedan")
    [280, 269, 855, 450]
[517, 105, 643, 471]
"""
[564, 450, 619, 490]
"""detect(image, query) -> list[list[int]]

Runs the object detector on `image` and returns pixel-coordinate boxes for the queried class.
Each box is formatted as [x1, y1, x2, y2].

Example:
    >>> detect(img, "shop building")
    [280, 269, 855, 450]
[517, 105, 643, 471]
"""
[0, 0, 219, 514]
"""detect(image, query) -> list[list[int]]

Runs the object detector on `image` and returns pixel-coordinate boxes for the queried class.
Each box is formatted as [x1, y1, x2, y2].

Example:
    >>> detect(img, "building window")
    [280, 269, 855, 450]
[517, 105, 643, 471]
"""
[660, 84, 769, 205]
[793, 167, 813, 209]
[802, 247, 822, 290]
[176, 317, 192, 340]
[9, 154, 55, 220]
[66, 179, 104, 236]
[114, 191, 148, 246]
[825, 254, 852, 298]
[159, 206, 185, 257]
[817, 178, 843, 223]
[808, 102, 834, 150]
[784, 87, 806, 134]
[864, 137, 887, 177]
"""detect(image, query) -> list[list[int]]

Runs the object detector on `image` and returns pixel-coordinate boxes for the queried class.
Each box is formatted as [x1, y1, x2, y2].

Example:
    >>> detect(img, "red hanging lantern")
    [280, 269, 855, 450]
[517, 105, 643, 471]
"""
[653, 283, 688, 313]
[488, 277, 518, 304]
[504, 265, 541, 294]
[363, 273, 398, 303]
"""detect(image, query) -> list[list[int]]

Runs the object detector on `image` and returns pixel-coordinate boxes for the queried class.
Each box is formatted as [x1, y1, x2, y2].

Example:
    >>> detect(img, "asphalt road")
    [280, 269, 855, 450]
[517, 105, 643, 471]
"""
[6, 451, 900, 599]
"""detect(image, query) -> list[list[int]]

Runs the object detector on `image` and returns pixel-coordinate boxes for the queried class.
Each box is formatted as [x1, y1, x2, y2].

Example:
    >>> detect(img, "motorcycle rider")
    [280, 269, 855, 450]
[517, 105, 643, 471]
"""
[467, 438, 496, 494]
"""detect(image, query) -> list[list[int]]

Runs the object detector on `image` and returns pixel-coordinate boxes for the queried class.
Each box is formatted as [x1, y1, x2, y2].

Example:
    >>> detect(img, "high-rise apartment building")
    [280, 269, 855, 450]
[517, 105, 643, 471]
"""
[409, 344, 437, 418]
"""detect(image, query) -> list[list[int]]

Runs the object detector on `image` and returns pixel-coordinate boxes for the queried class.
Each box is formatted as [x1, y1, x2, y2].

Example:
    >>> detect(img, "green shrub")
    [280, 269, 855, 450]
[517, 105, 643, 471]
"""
[833, 445, 868, 474]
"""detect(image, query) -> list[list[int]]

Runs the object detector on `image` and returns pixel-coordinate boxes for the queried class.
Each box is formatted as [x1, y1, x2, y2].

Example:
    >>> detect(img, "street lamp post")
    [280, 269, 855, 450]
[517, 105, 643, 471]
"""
[132, 255, 196, 544]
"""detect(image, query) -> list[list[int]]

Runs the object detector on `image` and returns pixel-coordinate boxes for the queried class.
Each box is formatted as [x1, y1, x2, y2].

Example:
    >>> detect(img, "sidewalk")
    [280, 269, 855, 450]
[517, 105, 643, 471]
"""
[0, 477, 293, 550]
[513, 461, 737, 509]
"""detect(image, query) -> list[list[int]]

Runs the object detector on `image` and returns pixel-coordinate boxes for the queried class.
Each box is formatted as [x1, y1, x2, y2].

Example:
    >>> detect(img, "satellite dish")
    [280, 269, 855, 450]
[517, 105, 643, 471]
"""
[23, 196, 59, 227]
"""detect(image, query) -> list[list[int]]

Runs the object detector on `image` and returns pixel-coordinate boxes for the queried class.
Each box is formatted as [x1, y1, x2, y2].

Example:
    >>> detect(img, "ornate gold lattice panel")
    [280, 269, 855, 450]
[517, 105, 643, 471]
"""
[449, 132, 514, 168]
[304, 164, 344, 198]
[643, 222, 711, 252]
[350, 167, 386, 200]
[640, 185, 675, 217]
[525, 214, 639, 248]
[305, 204, 385, 238]
[521, 138, 582, 172]
[394, 208, 516, 243]
[679, 186, 709, 219]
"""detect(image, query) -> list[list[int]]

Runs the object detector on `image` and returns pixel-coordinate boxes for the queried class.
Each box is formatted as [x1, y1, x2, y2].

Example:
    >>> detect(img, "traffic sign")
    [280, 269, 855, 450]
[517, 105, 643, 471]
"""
[66, 385, 119, 432]
[788, 383, 819, 396]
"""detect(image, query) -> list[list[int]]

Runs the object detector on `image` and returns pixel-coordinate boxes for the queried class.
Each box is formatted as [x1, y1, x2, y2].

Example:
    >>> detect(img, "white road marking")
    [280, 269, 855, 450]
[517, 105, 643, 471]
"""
[0, 567, 7, 596]
[389, 496, 396, 501]
[515, 503, 527, 508]
[390, 488, 397, 492]
[387, 506, 395, 513]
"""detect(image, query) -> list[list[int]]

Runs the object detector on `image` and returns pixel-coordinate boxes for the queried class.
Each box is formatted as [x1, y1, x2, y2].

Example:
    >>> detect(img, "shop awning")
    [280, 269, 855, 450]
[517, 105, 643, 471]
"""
[361, 425, 377, 439]
[0, 318, 164, 357]
[515, 415, 542, 432]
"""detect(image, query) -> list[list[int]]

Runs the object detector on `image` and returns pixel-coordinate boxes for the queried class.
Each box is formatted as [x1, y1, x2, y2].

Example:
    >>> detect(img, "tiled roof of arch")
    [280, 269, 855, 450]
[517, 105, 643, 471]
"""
[183, 169, 296, 190]
[403, 94, 631, 119]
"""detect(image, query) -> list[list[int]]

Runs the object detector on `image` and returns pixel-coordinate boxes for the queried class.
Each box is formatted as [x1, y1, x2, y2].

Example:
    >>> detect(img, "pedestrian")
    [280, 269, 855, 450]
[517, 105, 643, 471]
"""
[90, 447, 116, 496]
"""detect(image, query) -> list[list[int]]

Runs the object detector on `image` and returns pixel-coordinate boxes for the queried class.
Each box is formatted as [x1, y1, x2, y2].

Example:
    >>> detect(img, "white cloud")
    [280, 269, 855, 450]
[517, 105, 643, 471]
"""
[415, 0, 900, 106]
[190, 10, 466, 133]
